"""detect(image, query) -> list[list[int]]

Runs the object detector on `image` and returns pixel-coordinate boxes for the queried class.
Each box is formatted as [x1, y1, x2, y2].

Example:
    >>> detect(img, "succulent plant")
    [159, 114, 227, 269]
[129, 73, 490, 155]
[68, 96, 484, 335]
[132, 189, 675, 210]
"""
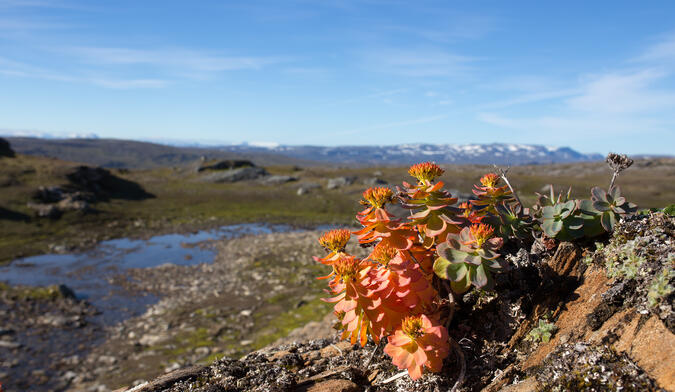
[531, 185, 572, 219]
[470, 173, 514, 215]
[433, 223, 505, 293]
[496, 202, 534, 241]
[398, 162, 462, 247]
[539, 200, 584, 240]
[579, 186, 638, 233]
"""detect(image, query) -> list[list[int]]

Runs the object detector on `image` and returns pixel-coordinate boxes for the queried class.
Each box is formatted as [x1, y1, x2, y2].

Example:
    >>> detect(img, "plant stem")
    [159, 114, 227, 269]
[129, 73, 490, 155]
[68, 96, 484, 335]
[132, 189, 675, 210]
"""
[493, 164, 523, 208]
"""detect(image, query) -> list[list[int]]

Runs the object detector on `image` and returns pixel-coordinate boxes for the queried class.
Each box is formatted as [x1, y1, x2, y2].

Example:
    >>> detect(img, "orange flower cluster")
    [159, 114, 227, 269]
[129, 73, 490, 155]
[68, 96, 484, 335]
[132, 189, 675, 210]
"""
[314, 164, 512, 381]
[469, 223, 495, 247]
[408, 161, 444, 184]
[361, 186, 393, 208]
[472, 172, 513, 215]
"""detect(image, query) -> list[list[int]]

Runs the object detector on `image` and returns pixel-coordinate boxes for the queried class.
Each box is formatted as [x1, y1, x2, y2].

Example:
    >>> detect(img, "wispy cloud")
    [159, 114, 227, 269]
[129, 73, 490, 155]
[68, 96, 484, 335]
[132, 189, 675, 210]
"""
[634, 32, 675, 65]
[567, 69, 675, 114]
[477, 32, 675, 149]
[323, 88, 406, 106]
[362, 47, 475, 77]
[65, 47, 290, 73]
[0, 56, 168, 89]
[478, 68, 675, 146]
[0, 45, 291, 88]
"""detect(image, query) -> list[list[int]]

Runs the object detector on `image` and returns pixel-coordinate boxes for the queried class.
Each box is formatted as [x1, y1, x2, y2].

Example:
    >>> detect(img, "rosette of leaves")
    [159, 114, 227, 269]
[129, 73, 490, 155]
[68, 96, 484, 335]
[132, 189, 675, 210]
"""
[578, 186, 638, 234]
[398, 162, 463, 248]
[398, 179, 462, 247]
[540, 200, 584, 240]
[496, 202, 534, 241]
[531, 185, 572, 219]
[433, 224, 505, 293]
[470, 173, 513, 215]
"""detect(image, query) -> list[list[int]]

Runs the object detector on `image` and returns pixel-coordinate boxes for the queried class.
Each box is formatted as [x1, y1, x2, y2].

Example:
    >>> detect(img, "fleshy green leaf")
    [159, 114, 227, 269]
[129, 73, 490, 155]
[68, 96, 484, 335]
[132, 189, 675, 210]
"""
[472, 263, 489, 288]
[591, 187, 607, 202]
[600, 211, 616, 231]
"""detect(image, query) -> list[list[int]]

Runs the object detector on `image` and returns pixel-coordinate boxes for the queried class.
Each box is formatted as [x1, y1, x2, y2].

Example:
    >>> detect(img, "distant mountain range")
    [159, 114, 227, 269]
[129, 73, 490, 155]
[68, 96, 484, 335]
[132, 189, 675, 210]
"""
[220, 143, 603, 166]
[3, 136, 603, 168]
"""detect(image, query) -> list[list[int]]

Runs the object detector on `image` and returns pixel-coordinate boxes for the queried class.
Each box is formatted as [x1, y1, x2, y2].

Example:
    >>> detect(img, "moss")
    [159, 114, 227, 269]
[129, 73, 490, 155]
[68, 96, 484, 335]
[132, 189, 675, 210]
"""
[248, 298, 333, 351]
[647, 264, 674, 308]
[527, 318, 558, 344]
[0, 283, 68, 301]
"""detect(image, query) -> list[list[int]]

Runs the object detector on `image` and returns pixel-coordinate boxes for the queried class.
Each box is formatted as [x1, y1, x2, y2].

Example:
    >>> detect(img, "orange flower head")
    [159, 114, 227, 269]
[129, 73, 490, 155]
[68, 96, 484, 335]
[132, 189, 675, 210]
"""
[459, 202, 472, 218]
[333, 256, 362, 283]
[361, 187, 393, 208]
[479, 173, 500, 188]
[318, 229, 351, 253]
[371, 243, 398, 266]
[470, 223, 495, 247]
[401, 315, 425, 339]
[408, 162, 444, 183]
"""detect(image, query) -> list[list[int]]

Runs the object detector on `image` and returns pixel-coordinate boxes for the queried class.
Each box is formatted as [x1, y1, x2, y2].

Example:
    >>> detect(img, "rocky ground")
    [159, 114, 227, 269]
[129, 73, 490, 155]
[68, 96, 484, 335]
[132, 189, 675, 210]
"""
[0, 284, 103, 391]
[1, 229, 367, 392]
[110, 213, 673, 392]
[1, 212, 673, 391]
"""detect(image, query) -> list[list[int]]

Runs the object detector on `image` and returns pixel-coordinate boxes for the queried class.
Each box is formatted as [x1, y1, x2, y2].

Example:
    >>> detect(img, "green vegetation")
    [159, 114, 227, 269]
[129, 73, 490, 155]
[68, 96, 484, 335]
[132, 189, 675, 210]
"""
[647, 264, 674, 308]
[0, 282, 70, 301]
[1, 153, 674, 265]
[527, 318, 558, 344]
[603, 239, 646, 280]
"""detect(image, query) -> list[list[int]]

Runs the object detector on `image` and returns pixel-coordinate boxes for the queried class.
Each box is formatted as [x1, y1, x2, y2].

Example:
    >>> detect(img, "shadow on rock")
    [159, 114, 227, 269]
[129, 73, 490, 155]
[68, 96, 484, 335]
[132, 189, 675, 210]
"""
[65, 166, 155, 201]
[0, 206, 30, 221]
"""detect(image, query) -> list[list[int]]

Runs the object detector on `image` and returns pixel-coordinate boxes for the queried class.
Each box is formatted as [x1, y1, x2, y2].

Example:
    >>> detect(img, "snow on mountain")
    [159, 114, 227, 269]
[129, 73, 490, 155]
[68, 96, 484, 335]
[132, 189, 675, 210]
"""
[218, 143, 602, 165]
[0, 129, 99, 139]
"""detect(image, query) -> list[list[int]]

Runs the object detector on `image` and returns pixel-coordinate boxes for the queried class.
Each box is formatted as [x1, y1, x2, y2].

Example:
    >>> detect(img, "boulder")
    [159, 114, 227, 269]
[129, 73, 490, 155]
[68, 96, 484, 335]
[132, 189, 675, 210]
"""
[26, 202, 62, 219]
[262, 175, 298, 185]
[361, 177, 387, 186]
[197, 160, 255, 172]
[201, 167, 268, 183]
[297, 183, 321, 195]
[326, 176, 356, 190]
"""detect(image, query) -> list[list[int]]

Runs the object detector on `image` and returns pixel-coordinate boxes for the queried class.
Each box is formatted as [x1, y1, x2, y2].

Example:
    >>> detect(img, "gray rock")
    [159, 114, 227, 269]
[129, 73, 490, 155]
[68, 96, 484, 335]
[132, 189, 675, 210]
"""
[27, 202, 62, 218]
[38, 314, 69, 327]
[262, 175, 298, 185]
[197, 159, 255, 172]
[326, 176, 356, 190]
[0, 340, 22, 349]
[200, 167, 268, 183]
[362, 177, 387, 185]
[296, 183, 321, 195]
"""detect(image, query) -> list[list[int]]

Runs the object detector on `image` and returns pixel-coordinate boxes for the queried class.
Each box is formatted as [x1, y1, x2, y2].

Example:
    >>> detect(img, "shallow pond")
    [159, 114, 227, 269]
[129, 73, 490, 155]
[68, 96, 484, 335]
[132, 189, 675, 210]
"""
[0, 223, 293, 324]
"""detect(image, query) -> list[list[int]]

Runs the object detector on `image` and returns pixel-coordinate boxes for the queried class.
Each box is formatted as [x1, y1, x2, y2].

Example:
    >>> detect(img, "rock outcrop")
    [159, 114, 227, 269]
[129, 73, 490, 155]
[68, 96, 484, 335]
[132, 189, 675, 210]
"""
[26, 166, 154, 218]
[200, 167, 268, 183]
[197, 160, 256, 173]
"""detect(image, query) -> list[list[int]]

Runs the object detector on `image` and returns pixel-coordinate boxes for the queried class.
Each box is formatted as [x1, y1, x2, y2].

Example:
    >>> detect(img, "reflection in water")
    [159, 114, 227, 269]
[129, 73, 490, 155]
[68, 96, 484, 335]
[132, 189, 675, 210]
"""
[0, 224, 292, 324]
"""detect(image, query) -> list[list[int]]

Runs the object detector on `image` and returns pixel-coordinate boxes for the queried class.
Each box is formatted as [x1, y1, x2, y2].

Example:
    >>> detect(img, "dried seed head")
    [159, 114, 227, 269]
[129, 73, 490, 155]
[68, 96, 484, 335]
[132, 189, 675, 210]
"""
[606, 153, 633, 173]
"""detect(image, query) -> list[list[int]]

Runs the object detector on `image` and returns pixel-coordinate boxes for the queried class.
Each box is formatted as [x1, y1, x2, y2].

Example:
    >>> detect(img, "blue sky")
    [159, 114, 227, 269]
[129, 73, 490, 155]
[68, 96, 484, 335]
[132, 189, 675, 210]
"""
[0, 0, 674, 154]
